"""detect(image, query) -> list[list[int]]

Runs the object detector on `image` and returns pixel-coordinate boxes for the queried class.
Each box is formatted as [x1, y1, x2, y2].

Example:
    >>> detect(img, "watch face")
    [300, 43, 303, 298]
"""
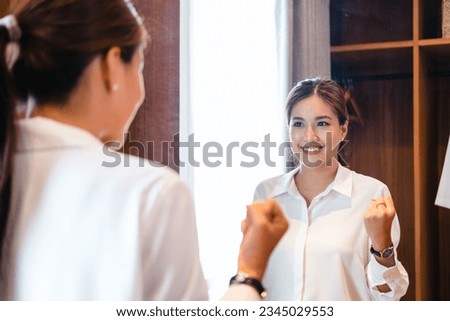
[381, 247, 394, 259]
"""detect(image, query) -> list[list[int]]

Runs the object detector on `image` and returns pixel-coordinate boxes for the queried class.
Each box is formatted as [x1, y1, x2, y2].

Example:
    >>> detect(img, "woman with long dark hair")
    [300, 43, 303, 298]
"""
[254, 78, 409, 300]
[0, 0, 287, 300]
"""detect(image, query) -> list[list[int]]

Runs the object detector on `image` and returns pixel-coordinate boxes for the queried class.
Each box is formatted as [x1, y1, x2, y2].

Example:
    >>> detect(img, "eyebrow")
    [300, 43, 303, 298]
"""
[291, 116, 333, 121]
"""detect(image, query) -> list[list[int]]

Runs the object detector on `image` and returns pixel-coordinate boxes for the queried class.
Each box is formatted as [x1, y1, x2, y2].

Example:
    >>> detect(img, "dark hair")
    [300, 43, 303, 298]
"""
[285, 77, 363, 167]
[286, 78, 349, 126]
[0, 0, 147, 265]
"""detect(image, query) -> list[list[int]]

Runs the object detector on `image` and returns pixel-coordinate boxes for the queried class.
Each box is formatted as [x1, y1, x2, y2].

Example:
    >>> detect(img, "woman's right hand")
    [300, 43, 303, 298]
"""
[237, 198, 288, 281]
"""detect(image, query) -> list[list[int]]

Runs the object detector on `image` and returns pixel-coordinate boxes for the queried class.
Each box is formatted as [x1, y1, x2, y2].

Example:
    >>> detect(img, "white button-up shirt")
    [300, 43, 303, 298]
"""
[436, 135, 450, 209]
[254, 165, 409, 300]
[3, 117, 212, 300]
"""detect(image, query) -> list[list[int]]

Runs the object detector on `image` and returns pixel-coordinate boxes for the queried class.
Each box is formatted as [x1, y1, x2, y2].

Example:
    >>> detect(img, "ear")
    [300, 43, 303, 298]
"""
[101, 46, 123, 93]
[340, 120, 349, 141]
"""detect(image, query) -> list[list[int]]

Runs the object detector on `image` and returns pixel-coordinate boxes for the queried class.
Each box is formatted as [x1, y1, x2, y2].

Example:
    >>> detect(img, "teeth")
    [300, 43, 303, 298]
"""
[304, 147, 320, 152]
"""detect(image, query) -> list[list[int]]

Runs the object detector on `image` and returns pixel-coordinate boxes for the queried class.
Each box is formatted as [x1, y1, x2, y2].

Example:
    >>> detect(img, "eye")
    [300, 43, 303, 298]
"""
[292, 121, 304, 128]
[317, 121, 329, 127]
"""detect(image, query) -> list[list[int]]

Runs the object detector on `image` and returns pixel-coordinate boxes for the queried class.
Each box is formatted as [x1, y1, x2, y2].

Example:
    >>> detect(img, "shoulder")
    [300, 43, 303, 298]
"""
[351, 169, 386, 187]
[347, 167, 390, 193]
[253, 170, 294, 200]
[255, 174, 282, 190]
[64, 147, 185, 196]
[96, 151, 193, 220]
[105, 152, 183, 190]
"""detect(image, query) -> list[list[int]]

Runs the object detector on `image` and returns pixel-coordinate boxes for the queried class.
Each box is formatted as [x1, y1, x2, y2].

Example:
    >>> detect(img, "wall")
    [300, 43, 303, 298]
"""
[123, 0, 180, 171]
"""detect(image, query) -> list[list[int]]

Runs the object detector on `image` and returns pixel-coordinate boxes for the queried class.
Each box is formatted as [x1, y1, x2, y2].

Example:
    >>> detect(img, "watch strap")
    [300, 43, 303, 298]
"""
[370, 243, 394, 259]
[229, 273, 267, 298]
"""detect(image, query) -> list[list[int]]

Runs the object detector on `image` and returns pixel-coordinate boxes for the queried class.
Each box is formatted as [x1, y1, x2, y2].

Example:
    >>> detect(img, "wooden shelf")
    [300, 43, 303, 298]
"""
[419, 38, 450, 46]
[331, 40, 414, 53]
[331, 38, 450, 54]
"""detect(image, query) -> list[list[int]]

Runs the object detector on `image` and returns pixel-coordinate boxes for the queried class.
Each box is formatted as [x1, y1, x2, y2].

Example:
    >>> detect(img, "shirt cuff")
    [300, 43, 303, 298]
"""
[367, 252, 402, 295]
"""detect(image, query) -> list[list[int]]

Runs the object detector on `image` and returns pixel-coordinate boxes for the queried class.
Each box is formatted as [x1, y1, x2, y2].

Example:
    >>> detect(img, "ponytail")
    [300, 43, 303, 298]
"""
[337, 86, 365, 166]
[343, 88, 364, 127]
[0, 16, 19, 262]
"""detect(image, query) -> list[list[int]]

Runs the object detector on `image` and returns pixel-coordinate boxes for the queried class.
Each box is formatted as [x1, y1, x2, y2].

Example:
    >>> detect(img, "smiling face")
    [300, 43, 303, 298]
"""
[289, 95, 348, 168]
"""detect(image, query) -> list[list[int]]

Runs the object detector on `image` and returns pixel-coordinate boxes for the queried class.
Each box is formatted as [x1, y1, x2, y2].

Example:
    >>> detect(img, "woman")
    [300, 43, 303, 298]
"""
[0, 0, 287, 300]
[254, 78, 409, 300]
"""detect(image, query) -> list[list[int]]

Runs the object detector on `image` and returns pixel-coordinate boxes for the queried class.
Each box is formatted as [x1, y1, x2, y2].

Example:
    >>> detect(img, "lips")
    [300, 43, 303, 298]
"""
[301, 141, 324, 153]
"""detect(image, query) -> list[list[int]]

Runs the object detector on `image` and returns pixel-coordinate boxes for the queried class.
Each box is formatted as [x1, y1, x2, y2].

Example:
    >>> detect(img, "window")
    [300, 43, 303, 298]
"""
[181, 0, 285, 299]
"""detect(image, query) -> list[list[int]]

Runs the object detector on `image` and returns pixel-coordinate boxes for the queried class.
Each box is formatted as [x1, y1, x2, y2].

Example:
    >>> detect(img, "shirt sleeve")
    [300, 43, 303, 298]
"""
[366, 212, 410, 300]
[138, 171, 209, 300]
[366, 250, 410, 300]
[436, 135, 450, 209]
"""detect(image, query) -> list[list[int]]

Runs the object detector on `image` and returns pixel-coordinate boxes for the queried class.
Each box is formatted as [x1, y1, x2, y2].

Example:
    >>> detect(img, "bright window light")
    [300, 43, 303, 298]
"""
[181, 0, 285, 300]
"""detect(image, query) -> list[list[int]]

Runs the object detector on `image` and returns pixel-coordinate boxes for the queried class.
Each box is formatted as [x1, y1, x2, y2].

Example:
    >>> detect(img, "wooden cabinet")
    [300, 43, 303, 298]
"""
[0, 1, 9, 16]
[330, 0, 450, 300]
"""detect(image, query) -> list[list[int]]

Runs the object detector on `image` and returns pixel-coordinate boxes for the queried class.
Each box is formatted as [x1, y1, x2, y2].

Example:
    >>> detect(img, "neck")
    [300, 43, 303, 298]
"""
[295, 159, 340, 206]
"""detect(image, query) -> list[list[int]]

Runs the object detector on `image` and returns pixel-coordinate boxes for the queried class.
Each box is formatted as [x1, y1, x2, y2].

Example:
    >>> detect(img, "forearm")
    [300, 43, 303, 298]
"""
[371, 240, 396, 292]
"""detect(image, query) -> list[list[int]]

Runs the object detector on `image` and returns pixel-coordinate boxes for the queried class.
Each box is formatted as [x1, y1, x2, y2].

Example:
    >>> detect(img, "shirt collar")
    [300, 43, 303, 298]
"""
[272, 166, 300, 197]
[330, 164, 353, 198]
[16, 116, 103, 152]
[272, 164, 353, 199]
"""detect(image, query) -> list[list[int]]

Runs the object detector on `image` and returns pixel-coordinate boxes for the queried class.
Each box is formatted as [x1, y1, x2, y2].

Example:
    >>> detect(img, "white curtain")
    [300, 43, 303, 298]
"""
[275, 0, 331, 169]
[277, 0, 331, 85]
[180, 0, 284, 300]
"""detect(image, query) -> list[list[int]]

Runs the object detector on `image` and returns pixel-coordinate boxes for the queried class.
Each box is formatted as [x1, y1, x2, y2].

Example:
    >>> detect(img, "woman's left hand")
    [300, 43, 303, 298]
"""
[364, 195, 395, 251]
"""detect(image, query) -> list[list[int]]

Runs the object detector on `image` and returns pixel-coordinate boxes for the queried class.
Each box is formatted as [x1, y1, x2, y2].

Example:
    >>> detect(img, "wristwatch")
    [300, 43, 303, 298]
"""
[229, 272, 267, 298]
[370, 244, 394, 259]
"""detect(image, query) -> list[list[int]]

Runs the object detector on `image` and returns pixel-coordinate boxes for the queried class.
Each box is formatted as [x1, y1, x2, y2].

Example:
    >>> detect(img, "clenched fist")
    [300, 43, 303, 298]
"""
[238, 198, 289, 280]
[364, 195, 396, 267]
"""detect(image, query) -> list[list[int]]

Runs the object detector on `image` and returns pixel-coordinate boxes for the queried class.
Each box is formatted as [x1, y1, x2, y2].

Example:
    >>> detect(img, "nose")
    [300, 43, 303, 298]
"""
[305, 125, 318, 141]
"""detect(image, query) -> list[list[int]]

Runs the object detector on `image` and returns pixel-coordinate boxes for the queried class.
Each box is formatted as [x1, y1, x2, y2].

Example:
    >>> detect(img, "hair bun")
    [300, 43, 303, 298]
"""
[343, 88, 365, 126]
